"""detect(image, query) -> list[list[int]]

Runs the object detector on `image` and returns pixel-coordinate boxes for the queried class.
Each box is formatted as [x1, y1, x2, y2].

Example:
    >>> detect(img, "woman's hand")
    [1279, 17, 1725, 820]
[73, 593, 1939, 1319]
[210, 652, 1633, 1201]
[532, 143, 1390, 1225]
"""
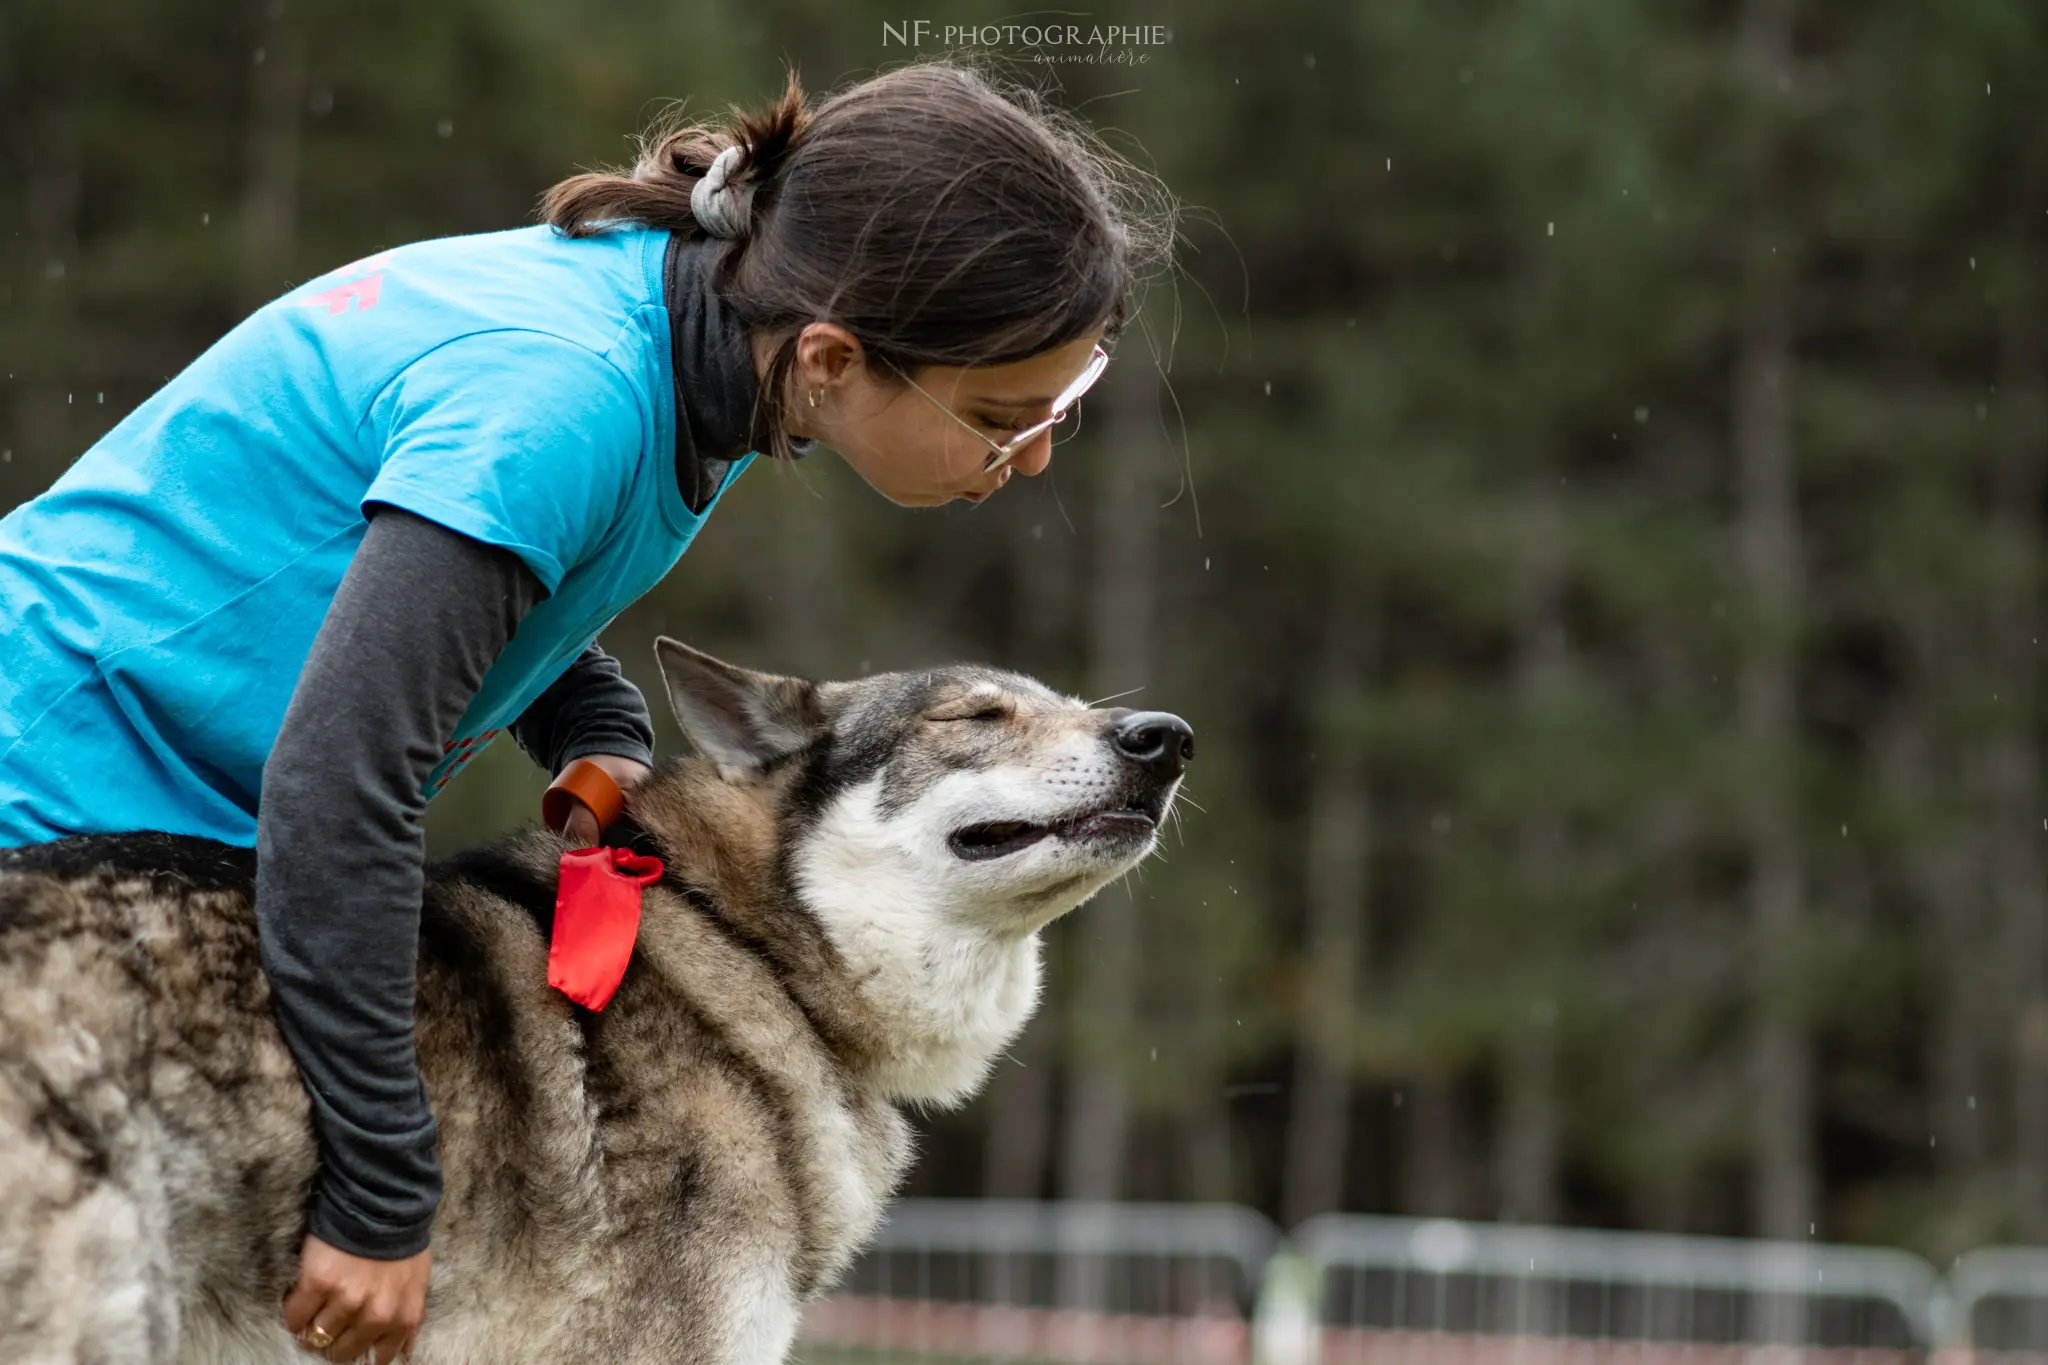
[558, 753, 653, 846]
[281, 1234, 430, 1364]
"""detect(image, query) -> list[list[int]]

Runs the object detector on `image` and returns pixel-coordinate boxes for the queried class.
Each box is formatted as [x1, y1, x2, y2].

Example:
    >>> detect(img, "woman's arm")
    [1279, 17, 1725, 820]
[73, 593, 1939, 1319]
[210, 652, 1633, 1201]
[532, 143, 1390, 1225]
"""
[255, 503, 543, 1259]
[511, 641, 656, 777]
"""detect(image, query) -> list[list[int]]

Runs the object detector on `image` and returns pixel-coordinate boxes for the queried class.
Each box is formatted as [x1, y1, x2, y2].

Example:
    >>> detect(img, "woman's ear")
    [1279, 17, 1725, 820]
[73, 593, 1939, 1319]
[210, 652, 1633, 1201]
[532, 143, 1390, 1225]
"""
[793, 321, 866, 394]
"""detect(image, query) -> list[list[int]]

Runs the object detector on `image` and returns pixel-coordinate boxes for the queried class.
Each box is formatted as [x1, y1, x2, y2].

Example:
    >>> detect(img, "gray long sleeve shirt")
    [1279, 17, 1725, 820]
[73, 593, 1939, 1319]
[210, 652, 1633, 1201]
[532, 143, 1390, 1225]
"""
[254, 232, 810, 1259]
[256, 505, 555, 1259]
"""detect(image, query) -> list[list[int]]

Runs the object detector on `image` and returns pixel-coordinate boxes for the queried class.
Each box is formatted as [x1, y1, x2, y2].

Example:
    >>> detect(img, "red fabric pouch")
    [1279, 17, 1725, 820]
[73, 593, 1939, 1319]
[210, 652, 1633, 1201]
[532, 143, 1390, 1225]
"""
[548, 846, 665, 1011]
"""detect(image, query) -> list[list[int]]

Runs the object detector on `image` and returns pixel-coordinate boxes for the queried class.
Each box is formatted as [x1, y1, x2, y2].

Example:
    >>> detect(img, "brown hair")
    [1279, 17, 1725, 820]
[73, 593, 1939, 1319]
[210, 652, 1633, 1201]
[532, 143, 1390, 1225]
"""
[541, 57, 1179, 464]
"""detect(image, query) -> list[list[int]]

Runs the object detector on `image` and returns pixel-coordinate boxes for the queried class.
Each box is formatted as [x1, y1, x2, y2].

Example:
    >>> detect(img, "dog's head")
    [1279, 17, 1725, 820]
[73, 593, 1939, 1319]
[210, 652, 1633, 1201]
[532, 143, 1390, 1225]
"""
[636, 638, 1192, 1103]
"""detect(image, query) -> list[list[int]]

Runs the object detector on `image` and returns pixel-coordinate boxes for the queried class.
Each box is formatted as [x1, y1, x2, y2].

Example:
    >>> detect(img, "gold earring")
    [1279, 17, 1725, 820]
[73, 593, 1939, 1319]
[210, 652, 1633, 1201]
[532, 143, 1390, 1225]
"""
[808, 388, 821, 408]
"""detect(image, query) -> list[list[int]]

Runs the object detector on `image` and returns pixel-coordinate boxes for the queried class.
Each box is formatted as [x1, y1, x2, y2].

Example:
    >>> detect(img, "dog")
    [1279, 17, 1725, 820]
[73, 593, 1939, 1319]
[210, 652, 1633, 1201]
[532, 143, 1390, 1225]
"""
[0, 638, 1192, 1364]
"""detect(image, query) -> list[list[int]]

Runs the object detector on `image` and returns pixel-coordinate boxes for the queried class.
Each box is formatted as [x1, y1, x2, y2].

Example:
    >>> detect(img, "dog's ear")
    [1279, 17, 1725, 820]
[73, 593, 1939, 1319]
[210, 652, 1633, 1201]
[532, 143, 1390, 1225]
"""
[653, 638, 822, 777]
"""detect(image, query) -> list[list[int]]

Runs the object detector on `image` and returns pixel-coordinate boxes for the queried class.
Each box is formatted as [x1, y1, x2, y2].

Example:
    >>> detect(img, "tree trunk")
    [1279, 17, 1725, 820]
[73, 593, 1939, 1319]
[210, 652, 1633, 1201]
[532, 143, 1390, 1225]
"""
[982, 1016, 1056, 1201]
[1498, 500, 1567, 1227]
[1627, 799, 1704, 1237]
[1990, 301, 2047, 1237]
[239, 6, 304, 310]
[766, 477, 846, 672]
[977, 1013, 1055, 1307]
[1498, 1015, 1559, 1225]
[1055, 356, 1160, 1307]
[1629, 613, 1716, 1235]
[1180, 1047, 1236, 1205]
[1736, 277, 1813, 1249]
[1405, 1074, 1469, 1218]
[1733, 0, 1814, 1251]
[1879, 708, 1983, 1189]
[1281, 569, 1373, 1228]
[977, 490, 1081, 1215]
[10, 102, 82, 495]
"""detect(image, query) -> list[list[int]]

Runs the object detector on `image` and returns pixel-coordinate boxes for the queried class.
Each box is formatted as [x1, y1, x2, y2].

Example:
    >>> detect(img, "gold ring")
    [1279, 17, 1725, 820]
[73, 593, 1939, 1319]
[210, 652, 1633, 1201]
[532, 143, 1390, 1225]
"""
[303, 1324, 335, 1350]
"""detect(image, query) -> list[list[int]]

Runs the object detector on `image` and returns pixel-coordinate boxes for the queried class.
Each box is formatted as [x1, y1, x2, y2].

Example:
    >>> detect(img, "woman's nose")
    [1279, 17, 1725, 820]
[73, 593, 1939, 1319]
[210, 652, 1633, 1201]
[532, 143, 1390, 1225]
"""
[1008, 432, 1055, 477]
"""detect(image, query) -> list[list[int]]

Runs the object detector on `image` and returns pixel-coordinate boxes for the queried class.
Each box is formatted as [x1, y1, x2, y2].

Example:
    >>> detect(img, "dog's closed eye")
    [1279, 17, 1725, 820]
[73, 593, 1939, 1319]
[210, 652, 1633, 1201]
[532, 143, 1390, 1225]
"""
[928, 693, 1012, 723]
[931, 705, 1009, 723]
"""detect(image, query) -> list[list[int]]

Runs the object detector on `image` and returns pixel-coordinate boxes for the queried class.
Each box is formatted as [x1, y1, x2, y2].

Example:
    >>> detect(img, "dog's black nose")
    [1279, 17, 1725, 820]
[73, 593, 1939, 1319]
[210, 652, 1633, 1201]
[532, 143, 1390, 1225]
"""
[1111, 711, 1195, 781]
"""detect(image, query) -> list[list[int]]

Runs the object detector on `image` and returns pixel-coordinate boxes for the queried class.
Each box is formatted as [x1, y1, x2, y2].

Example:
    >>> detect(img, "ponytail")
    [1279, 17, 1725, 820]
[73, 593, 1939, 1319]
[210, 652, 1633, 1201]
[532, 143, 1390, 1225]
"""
[541, 68, 810, 243]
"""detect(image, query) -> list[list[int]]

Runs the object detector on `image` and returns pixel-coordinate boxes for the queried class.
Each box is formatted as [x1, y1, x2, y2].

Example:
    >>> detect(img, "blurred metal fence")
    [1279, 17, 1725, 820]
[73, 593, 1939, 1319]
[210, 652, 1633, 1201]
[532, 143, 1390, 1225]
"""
[1258, 1215, 1940, 1365]
[1948, 1248, 2048, 1363]
[794, 1200, 2020, 1365]
[798, 1199, 1279, 1364]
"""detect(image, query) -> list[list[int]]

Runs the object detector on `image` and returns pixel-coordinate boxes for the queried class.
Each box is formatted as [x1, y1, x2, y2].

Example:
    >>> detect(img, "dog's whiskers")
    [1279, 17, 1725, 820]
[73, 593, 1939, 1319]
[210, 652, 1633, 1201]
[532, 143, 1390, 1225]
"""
[1084, 685, 1146, 708]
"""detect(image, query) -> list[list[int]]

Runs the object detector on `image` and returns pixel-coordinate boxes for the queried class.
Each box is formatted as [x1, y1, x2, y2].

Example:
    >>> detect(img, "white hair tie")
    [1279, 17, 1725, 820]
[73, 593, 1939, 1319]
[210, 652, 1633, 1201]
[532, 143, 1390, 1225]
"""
[690, 144, 754, 239]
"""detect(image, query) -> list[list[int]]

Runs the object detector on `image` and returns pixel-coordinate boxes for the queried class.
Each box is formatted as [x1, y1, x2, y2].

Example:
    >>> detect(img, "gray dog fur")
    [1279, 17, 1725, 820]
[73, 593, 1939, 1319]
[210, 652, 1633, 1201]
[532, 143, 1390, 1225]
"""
[0, 640, 1187, 1364]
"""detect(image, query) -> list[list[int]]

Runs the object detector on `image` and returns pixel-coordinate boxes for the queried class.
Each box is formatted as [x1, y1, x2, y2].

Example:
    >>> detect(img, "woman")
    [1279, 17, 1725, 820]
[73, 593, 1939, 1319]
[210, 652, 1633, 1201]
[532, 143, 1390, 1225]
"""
[0, 58, 1173, 1365]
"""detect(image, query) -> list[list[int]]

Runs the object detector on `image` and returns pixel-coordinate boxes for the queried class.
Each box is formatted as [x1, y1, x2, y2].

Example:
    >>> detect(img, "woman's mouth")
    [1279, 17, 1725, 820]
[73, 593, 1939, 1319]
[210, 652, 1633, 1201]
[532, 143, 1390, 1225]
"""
[959, 469, 1014, 503]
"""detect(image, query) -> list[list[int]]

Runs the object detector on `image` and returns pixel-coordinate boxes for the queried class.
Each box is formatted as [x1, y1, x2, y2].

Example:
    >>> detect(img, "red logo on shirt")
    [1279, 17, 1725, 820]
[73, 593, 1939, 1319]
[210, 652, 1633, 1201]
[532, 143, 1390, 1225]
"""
[426, 727, 503, 797]
[303, 250, 394, 315]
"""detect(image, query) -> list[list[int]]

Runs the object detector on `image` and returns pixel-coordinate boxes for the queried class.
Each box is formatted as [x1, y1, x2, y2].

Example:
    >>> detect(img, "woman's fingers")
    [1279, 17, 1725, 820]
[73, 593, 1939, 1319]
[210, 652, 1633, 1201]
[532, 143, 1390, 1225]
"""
[280, 1273, 330, 1338]
[369, 1326, 414, 1365]
[319, 1308, 387, 1364]
[565, 805, 600, 847]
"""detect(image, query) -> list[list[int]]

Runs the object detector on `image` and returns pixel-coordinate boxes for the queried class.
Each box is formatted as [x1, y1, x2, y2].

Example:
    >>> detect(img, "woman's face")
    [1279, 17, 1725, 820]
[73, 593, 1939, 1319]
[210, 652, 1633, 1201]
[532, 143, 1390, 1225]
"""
[771, 324, 1105, 507]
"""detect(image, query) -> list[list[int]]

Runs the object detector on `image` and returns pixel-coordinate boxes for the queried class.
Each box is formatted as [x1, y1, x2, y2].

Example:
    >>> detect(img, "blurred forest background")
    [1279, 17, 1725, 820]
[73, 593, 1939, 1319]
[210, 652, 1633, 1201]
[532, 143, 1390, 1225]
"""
[6, 0, 2048, 1264]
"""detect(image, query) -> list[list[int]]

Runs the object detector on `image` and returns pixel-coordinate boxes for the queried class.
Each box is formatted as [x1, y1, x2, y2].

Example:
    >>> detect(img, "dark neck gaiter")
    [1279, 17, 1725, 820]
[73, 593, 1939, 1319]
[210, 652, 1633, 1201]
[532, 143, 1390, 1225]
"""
[663, 233, 812, 514]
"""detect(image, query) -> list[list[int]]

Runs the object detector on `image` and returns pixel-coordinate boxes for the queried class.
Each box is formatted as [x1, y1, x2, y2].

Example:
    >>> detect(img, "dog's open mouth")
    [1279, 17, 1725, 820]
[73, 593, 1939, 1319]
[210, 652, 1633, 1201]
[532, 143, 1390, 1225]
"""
[949, 802, 1162, 862]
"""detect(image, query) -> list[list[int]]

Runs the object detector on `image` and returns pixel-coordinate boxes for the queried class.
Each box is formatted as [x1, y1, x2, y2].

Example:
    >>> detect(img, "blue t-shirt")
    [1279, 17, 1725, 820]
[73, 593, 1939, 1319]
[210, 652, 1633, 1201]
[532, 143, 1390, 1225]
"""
[0, 223, 749, 847]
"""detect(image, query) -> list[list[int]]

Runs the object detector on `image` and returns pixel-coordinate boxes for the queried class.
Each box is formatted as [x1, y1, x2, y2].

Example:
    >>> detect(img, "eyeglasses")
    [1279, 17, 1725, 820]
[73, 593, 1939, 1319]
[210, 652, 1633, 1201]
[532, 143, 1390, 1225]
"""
[899, 344, 1111, 475]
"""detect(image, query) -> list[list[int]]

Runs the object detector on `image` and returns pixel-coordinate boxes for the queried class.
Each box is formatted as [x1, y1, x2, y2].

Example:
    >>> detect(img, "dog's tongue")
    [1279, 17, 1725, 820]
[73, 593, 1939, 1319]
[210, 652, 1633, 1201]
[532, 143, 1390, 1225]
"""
[548, 846, 664, 1012]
